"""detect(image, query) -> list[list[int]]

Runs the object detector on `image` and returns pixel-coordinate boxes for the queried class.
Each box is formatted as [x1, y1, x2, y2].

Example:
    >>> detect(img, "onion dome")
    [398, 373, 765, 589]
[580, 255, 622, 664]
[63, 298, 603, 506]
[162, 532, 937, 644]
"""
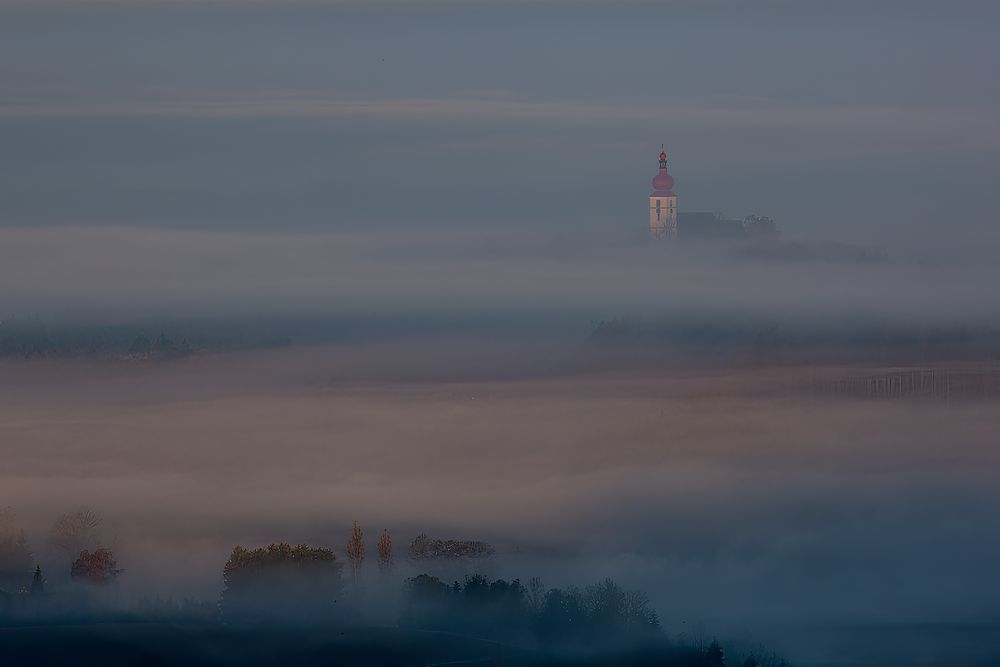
[652, 169, 674, 191]
[651, 146, 675, 192]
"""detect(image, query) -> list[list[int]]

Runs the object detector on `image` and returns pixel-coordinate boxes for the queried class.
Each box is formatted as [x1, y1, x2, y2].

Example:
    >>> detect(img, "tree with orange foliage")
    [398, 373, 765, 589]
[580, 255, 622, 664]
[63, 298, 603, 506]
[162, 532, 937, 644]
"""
[377, 529, 393, 573]
[221, 543, 343, 621]
[70, 548, 122, 585]
[346, 520, 366, 582]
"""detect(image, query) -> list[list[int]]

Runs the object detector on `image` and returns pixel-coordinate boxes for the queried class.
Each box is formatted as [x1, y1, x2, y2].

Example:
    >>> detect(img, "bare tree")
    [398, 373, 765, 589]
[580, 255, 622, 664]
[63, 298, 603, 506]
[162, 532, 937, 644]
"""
[526, 576, 545, 615]
[346, 520, 366, 582]
[377, 528, 393, 573]
[50, 509, 102, 555]
[624, 589, 659, 632]
[31, 566, 45, 595]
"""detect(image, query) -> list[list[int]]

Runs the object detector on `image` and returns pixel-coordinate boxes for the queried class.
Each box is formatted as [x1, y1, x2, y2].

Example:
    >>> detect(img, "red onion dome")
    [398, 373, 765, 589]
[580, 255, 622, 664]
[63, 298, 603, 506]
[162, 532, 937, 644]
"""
[652, 147, 674, 191]
[652, 169, 674, 191]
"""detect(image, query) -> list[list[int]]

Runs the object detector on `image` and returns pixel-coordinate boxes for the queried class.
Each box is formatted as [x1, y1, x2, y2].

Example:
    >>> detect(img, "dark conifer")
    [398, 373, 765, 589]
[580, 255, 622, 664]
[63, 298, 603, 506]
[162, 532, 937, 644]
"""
[30, 565, 45, 595]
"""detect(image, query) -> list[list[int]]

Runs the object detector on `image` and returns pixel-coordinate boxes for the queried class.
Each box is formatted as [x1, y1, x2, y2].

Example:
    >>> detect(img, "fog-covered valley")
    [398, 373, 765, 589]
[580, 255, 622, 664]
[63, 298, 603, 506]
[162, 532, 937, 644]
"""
[3, 337, 1000, 665]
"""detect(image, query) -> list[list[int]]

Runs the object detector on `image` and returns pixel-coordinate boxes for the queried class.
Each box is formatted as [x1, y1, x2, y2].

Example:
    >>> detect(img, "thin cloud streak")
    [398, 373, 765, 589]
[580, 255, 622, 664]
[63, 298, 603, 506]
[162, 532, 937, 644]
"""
[3, 90, 998, 154]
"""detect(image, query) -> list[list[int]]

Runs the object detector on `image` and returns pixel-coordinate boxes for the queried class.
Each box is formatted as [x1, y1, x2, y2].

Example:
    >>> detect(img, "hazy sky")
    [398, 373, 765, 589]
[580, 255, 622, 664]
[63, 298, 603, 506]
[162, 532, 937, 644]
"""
[2, 0, 999, 249]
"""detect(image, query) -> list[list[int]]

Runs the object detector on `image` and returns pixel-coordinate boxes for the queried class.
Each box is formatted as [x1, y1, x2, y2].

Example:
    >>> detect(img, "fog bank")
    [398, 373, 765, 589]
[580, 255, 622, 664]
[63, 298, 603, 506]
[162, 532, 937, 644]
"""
[2, 345, 999, 667]
[1, 226, 998, 331]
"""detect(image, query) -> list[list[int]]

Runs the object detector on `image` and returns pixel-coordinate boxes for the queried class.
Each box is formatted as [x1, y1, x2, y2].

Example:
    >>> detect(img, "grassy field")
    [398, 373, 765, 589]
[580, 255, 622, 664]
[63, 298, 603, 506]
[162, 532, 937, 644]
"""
[0, 623, 546, 667]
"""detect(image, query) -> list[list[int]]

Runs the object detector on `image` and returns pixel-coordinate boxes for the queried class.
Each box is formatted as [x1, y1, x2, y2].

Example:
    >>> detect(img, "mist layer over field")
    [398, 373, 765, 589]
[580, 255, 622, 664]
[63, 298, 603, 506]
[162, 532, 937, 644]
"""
[1, 224, 998, 328]
[3, 341, 1000, 665]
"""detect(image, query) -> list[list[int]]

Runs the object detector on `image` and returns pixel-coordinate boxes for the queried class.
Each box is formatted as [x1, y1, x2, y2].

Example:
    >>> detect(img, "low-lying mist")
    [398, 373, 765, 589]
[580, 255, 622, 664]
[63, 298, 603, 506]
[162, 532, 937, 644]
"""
[0, 224, 997, 330]
[2, 340, 1000, 665]
[2, 223, 999, 665]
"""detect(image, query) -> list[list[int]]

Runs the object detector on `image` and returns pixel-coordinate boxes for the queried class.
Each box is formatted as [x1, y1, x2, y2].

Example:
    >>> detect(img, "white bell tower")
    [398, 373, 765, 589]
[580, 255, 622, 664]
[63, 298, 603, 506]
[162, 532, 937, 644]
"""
[649, 146, 677, 239]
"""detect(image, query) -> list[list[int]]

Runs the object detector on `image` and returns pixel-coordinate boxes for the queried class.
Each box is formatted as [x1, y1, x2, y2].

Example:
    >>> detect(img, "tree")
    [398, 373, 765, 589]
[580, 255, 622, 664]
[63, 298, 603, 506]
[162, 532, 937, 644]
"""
[0, 507, 33, 591]
[221, 543, 344, 622]
[31, 566, 45, 595]
[377, 529, 393, 573]
[407, 573, 450, 600]
[526, 576, 545, 615]
[50, 509, 102, 556]
[400, 573, 529, 640]
[742, 214, 778, 241]
[584, 578, 627, 635]
[705, 640, 726, 667]
[400, 573, 451, 628]
[742, 655, 760, 667]
[407, 533, 495, 561]
[70, 548, 122, 585]
[623, 589, 660, 633]
[400, 574, 658, 647]
[346, 521, 366, 582]
[535, 586, 586, 644]
[459, 575, 528, 638]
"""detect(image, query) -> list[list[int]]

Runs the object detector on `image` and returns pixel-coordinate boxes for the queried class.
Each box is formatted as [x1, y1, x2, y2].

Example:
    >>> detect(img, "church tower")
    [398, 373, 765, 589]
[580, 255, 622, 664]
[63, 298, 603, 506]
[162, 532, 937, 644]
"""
[649, 146, 677, 239]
